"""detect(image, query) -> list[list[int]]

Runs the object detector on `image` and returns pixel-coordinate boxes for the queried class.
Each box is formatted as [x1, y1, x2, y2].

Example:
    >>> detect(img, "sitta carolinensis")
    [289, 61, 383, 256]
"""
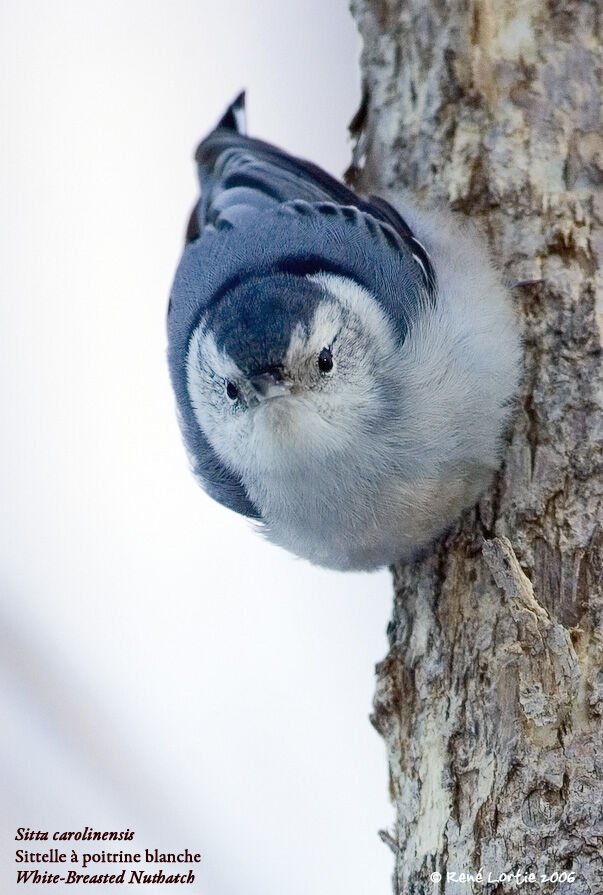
[168, 93, 520, 571]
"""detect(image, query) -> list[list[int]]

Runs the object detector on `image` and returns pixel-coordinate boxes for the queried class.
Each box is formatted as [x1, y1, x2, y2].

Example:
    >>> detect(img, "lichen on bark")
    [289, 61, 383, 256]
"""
[348, 0, 603, 891]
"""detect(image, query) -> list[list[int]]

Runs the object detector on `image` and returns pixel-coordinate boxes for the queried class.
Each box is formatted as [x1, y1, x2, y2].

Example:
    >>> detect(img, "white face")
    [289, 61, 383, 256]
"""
[185, 274, 398, 481]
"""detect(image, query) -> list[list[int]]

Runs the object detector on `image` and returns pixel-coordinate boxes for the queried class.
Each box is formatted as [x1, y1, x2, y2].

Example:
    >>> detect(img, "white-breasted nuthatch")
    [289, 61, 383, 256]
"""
[167, 93, 520, 571]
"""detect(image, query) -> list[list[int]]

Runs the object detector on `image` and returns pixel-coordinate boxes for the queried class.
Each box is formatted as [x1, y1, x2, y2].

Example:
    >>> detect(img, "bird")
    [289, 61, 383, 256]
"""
[167, 92, 521, 571]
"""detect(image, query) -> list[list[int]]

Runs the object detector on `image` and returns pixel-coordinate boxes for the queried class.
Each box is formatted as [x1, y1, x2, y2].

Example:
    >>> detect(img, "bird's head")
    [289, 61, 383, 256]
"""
[185, 272, 400, 481]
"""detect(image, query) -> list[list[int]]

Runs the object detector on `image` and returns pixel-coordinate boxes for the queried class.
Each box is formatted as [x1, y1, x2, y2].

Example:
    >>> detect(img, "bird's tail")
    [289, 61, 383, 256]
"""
[216, 90, 247, 134]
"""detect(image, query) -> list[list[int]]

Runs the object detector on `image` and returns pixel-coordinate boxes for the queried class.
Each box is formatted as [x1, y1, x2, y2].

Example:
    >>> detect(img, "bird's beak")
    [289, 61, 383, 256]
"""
[249, 372, 291, 400]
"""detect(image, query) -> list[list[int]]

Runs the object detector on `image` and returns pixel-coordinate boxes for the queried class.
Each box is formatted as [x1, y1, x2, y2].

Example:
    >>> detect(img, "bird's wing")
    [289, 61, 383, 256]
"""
[189, 93, 435, 290]
[192, 92, 362, 230]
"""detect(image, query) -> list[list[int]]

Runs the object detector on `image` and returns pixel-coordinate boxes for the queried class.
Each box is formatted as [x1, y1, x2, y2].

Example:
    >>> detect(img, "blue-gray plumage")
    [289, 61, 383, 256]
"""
[167, 93, 520, 570]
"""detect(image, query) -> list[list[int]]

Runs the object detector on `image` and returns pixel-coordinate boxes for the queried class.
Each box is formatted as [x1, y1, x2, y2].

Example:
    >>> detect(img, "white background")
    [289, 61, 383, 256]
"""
[0, 2, 394, 893]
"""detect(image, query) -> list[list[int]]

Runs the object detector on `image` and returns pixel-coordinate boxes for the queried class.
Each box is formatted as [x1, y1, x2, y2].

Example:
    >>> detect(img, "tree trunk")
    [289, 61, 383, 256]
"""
[348, 1, 603, 891]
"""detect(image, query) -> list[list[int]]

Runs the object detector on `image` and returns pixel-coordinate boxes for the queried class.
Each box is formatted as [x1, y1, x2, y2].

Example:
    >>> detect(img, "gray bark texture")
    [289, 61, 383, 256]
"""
[347, 1, 603, 892]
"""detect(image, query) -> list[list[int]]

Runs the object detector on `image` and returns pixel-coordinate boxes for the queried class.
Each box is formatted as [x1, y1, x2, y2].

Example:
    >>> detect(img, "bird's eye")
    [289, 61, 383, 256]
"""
[226, 380, 239, 400]
[318, 347, 333, 374]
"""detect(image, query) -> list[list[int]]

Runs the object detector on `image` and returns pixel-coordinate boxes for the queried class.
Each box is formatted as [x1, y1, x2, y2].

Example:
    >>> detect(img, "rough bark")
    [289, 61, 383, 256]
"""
[348, 1, 603, 891]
